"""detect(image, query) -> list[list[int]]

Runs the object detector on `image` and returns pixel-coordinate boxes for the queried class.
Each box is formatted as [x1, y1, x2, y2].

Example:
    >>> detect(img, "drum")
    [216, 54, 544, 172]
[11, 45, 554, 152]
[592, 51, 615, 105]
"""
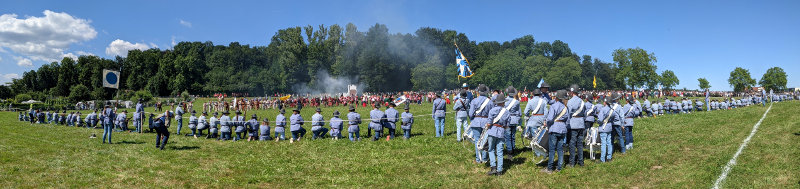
[529, 126, 549, 156]
[585, 127, 600, 146]
[476, 128, 490, 151]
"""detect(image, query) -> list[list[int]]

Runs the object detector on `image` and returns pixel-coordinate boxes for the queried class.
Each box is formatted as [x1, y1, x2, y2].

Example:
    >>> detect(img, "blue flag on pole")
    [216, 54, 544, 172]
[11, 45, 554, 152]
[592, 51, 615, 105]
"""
[537, 79, 544, 88]
[455, 48, 474, 78]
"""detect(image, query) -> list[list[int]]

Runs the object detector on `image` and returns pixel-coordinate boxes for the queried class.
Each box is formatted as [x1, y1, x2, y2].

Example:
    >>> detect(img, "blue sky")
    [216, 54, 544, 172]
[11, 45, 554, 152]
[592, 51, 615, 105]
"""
[1, 0, 798, 91]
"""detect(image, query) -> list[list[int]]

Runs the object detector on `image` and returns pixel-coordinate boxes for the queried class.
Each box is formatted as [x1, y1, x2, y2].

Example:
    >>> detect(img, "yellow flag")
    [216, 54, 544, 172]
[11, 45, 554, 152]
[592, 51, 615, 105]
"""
[593, 75, 597, 88]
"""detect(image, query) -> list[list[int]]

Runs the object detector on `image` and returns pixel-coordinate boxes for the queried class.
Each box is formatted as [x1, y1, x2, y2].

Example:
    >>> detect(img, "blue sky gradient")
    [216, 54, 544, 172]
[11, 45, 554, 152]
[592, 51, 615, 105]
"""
[1, 0, 798, 91]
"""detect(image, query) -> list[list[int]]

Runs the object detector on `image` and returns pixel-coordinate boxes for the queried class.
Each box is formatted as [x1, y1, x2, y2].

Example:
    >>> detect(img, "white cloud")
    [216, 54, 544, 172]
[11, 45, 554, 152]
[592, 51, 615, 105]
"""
[105, 39, 156, 57]
[1, 73, 20, 84]
[76, 51, 94, 56]
[179, 19, 192, 28]
[14, 56, 33, 67]
[0, 10, 97, 62]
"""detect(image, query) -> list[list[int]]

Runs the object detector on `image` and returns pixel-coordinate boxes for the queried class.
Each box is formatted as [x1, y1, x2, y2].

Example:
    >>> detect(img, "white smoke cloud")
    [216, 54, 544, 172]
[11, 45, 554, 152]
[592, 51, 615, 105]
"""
[293, 70, 365, 96]
[105, 39, 157, 57]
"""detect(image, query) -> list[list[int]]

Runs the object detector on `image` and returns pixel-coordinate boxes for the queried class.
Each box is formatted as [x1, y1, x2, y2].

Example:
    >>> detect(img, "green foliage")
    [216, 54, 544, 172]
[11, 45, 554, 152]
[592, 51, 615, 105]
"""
[180, 91, 192, 102]
[728, 67, 756, 92]
[0, 85, 12, 99]
[758, 67, 787, 92]
[67, 84, 90, 102]
[130, 90, 154, 103]
[613, 48, 659, 89]
[15, 94, 32, 102]
[660, 70, 679, 90]
[698, 78, 711, 90]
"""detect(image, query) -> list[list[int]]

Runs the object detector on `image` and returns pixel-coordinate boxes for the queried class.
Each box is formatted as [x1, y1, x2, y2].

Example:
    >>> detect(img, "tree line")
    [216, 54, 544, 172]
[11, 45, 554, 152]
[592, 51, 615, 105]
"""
[3, 23, 786, 103]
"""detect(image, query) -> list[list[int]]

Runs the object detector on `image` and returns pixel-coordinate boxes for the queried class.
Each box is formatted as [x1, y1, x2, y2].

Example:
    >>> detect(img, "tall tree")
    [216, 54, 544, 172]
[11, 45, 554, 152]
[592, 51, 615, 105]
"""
[728, 67, 756, 92]
[759, 67, 787, 92]
[697, 78, 710, 90]
[660, 70, 679, 90]
[613, 48, 658, 89]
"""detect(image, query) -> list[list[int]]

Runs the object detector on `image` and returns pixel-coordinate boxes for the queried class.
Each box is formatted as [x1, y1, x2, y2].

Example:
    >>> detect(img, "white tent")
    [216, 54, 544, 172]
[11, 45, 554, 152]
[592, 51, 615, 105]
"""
[21, 100, 42, 104]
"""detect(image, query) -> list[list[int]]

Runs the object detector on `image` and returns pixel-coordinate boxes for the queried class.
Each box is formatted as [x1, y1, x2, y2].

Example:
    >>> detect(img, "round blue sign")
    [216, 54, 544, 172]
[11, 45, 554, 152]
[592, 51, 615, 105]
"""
[106, 72, 118, 85]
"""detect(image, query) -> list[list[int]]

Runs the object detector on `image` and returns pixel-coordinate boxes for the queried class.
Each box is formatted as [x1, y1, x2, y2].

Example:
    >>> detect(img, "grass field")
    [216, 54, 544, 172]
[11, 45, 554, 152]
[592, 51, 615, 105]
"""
[1, 100, 798, 188]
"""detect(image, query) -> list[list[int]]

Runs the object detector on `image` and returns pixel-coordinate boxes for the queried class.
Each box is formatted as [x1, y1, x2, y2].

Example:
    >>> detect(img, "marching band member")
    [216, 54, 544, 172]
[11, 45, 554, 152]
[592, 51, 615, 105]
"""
[523, 89, 548, 161]
[468, 85, 491, 164]
[542, 90, 569, 174]
[566, 85, 586, 168]
[485, 96, 510, 176]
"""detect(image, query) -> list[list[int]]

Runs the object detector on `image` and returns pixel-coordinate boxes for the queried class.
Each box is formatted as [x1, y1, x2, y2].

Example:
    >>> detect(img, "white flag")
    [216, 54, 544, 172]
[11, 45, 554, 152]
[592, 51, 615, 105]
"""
[103, 69, 120, 89]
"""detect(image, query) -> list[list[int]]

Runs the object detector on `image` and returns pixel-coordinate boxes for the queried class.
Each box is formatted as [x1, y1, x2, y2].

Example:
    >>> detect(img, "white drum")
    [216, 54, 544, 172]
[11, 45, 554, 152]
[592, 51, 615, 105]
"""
[529, 126, 549, 156]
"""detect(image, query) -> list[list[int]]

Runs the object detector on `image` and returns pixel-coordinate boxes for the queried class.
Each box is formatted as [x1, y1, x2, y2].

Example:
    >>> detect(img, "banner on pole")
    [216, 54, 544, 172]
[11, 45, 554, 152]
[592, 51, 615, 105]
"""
[103, 69, 120, 89]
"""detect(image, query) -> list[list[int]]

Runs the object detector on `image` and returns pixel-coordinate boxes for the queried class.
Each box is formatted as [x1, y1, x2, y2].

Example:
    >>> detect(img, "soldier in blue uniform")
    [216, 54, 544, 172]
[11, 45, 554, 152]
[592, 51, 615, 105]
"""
[523, 89, 548, 160]
[432, 93, 446, 138]
[384, 103, 399, 140]
[611, 94, 626, 154]
[196, 112, 207, 138]
[289, 107, 306, 143]
[188, 110, 198, 137]
[566, 84, 586, 167]
[246, 114, 259, 141]
[485, 96, 509, 176]
[369, 103, 385, 141]
[643, 98, 652, 117]
[401, 104, 414, 140]
[329, 111, 344, 140]
[347, 105, 362, 141]
[595, 95, 619, 162]
[154, 111, 171, 150]
[542, 90, 570, 174]
[274, 109, 286, 141]
[175, 103, 185, 135]
[504, 86, 521, 155]
[207, 112, 219, 139]
[135, 99, 144, 133]
[582, 93, 597, 165]
[623, 96, 637, 151]
[454, 91, 470, 142]
[311, 108, 329, 140]
[102, 103, 115, 144]
[259, 117, 272, 141]
[232, 110, 246, 141]
[219, 111, 232, 141]
[468, 85, 491, 164]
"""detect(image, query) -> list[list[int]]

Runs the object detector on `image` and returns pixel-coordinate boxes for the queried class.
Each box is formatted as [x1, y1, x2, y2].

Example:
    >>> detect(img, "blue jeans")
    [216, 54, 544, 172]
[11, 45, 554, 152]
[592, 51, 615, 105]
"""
[234, 131, 243, 141]
[175, 117, 183, 134]
[434, 117, 445, 137]
[613, 126, 626, 153]
[291, 128, 306, 140]
[568, 129, 585, 166]
[102, 121, 113, 143]
[274, 132, 285, 140]
[599, 132, 612, 162]
[488, 135, 505, 172]
[349, 132, 360, 141]
[221, 132, 232, 140]
[455, 116, 468, 141]
[312, 128, 329, 139]
[372, 130, 382, 140]
[625, 126, 634, 150]
[471, 127, 487, 162]
[505, 125, 517, 152]
[547, 132, 566, 170]
[403, 129, 411, 139]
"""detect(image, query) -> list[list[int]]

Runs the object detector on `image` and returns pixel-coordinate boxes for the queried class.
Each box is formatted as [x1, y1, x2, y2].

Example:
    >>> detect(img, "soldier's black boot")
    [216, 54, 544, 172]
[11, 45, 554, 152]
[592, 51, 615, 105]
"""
[487, 167, 497, 176]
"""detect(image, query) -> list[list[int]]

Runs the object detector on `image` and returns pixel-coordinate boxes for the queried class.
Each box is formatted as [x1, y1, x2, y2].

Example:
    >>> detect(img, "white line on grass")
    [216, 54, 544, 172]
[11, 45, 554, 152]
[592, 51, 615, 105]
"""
[712, 103, 772, 189]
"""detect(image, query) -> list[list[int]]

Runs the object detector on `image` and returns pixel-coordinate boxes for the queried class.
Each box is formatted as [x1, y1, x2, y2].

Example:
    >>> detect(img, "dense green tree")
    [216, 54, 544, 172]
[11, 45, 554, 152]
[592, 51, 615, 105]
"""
[759, 67, 787, 92]
[68, 84, 91, 102]
[613, 48, 658, 89]
[660, 70, 679, 90]
[728, 67, 756, 92]
[697, 78, 710, 90]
